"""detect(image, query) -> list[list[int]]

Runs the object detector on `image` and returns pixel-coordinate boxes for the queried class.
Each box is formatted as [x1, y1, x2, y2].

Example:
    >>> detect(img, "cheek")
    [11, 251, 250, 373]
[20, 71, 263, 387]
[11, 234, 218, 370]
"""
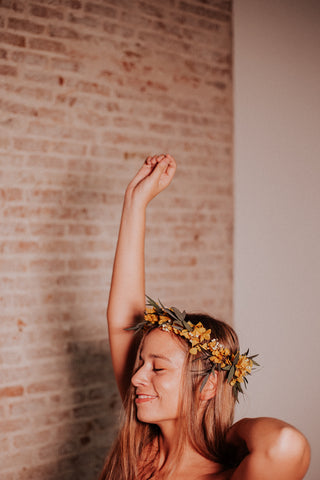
[156, 371, 183, 396]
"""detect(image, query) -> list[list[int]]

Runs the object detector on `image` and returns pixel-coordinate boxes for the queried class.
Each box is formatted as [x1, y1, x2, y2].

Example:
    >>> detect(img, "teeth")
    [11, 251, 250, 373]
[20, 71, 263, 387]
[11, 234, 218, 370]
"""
[138, 395, 155, 399]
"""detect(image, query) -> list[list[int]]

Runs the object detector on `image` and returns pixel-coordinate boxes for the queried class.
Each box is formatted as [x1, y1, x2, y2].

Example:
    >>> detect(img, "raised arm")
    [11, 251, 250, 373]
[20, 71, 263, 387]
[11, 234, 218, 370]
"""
[228, 417, 310, 480]
[107, 154, 176, 400]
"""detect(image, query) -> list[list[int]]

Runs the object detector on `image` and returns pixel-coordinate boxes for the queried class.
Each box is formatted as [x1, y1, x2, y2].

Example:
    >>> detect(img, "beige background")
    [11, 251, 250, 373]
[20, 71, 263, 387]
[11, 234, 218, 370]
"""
[233, 1, 320, 479]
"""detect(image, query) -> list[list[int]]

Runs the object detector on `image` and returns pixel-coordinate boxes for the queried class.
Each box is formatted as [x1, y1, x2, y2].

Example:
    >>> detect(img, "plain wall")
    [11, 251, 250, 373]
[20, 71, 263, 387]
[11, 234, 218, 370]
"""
[233, 1, 320, 478]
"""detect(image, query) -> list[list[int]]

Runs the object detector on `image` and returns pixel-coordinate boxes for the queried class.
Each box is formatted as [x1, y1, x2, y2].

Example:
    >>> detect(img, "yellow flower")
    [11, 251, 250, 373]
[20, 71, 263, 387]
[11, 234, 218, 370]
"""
[180, 329, 191, 339]
[190, 337, 200, 347]
[159, 315, 168, 325]
[189, 346, 200, 355]
[191, 323, 211, 342]
[144, 312, 158, 324]
[232, 355, 253, 383]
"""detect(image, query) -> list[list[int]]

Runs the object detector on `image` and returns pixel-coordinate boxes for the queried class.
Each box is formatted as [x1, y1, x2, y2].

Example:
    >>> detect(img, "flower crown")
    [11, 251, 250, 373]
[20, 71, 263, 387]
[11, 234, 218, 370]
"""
[129, 296, 259, 401]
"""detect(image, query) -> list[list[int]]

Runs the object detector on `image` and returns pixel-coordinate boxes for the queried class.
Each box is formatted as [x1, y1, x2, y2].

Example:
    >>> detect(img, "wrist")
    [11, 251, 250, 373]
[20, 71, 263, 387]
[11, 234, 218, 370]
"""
[124, 187, 148, 211]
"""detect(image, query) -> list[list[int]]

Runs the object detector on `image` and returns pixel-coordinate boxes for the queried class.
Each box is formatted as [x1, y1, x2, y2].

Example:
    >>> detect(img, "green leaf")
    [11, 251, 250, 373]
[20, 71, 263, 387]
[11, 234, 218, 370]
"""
[170, 306, 186, 321]
[145, 295, 159, 308]
[125, 322, 145, 331]
[200, 373, 210, 392]
[233, 352, 240, 366]
[227, 365, 235, 383]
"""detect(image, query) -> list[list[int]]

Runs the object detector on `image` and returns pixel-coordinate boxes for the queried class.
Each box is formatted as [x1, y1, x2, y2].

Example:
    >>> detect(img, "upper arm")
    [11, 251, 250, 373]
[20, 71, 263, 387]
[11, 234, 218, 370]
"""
[231, 426, 311, 480]
[107, 310, 141, 402]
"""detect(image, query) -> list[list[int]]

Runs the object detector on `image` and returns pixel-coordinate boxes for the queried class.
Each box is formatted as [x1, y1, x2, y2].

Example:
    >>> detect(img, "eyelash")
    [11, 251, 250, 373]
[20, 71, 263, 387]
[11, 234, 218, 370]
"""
[153, 368, 164, 372]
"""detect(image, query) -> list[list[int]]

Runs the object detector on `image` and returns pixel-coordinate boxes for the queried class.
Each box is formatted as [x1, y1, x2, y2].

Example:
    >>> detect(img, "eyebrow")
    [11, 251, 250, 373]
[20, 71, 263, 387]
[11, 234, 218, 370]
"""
[140, 353, 172, 363]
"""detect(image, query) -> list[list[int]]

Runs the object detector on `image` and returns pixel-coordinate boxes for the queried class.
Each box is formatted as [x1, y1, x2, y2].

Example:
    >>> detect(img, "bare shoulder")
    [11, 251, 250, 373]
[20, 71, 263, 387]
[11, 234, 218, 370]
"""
[229, 425, 310, 480]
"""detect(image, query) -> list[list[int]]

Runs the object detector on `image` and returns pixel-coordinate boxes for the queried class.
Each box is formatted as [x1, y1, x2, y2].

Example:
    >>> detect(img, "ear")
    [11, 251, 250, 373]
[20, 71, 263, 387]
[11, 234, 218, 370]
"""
[199, 372, 218, 401]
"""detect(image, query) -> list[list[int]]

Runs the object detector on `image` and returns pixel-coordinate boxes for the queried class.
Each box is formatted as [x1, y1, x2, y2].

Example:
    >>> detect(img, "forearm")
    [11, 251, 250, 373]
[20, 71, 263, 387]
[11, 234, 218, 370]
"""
[107, 191, 146, 334]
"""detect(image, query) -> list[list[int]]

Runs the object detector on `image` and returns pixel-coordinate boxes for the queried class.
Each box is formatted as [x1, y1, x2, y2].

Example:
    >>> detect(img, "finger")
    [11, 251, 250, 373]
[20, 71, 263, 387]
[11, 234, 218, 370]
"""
[161, 154, 176, 177]
[149, 157, 170, 180]
[129, 160, 153, 188]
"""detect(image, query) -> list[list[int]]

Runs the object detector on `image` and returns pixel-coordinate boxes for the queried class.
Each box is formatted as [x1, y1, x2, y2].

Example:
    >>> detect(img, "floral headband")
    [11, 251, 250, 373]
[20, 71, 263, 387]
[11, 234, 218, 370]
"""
[128, 296, 259, 401]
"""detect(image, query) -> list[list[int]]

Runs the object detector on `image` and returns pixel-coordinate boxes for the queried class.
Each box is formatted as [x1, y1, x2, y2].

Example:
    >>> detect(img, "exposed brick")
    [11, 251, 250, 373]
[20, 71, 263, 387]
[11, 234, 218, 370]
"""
[138, 1, 166, 19]
[0, 31, 25, 47]
[48, 24, 80, 39]
[0, 1, 233, 478]
[8, 17, 45, 34]
[0, 385, 24, 398]
[67, 12, 99, 28]
[33, 0, 82, 9]
[0, 64, 17, 76]
[11, 50, 48, 66]
[0, 0, 25, 12]
[13, 429, 52, 448]
[28, 37, 66, 54]
[0, 48, 7, 58]
[29, 4, 63, 20]
[84, 2, 117, 18]
[178, 1, 231, 22]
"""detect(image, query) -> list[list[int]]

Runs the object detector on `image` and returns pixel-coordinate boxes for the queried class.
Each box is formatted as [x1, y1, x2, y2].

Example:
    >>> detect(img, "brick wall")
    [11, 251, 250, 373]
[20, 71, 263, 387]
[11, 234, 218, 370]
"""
[0, 1, 233, 479]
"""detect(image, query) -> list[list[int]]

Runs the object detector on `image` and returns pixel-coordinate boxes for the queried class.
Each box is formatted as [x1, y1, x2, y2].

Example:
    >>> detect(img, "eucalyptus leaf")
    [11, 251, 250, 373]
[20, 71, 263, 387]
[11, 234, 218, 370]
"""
[227, 365, 235, 383]
[200, 373, 210, 392]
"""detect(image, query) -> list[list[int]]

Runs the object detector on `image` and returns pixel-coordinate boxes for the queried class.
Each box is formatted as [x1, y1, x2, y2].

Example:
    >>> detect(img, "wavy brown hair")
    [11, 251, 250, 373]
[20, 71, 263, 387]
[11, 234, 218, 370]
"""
[99, 313, 239, 480]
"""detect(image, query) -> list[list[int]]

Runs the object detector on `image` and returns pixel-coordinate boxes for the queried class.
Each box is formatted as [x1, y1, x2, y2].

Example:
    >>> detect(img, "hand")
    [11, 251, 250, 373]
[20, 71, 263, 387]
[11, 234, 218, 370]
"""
[126, 154, 176, 207]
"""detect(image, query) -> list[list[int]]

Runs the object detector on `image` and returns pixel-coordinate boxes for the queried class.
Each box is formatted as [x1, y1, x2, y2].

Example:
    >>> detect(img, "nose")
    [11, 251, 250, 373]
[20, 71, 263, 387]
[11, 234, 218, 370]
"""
[131, 365, 148, 387]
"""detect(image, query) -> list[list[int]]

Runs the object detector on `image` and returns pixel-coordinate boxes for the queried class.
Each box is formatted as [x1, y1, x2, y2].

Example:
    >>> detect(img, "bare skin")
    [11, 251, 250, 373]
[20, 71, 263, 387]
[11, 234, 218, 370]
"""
[107, 155, 311, 480]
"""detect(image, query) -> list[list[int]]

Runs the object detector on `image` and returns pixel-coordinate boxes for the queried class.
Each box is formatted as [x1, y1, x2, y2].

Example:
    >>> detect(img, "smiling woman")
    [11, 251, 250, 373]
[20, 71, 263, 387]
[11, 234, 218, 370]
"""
[99, 155, 310, 480]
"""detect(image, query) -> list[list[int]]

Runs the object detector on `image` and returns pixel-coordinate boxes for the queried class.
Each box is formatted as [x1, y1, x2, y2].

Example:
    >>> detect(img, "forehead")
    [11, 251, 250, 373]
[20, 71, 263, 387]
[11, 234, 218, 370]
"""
[140, 328, 187, 361]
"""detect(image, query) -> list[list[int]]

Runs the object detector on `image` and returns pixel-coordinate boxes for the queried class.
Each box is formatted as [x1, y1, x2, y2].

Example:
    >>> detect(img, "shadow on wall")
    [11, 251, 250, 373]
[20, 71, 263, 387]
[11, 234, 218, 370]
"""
[60, 338, 121, 480]
[23, 181, 122, 479]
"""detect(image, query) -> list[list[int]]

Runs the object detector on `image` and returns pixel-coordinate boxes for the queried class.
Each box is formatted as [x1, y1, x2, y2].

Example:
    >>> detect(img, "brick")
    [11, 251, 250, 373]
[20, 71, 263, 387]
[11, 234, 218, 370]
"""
[48, 24, 80, 39]
[103, 21, 134, 38]
[30, 223, 65, 237]
[27, 379, 65, 394]
[0, 64, 17, 76]
[0, 99, 38, 117]
[11, 50, 48, 66]
[51, 57, 81, 72]
[67, 12, 99, 28]
[84, 2, 117, 18]
[28, 37, 66, 54]
[33, 0, 82, 9]
[178, 1, 230, 22]
[138, 1, 165, 19]
[0, 0, 25, 12]
[0, 31, 25, 47]
[29, 4, 63, 20]
[66, 79, 110, 97]
[8, 17, 45, 34]
[0, 385, 24, 398]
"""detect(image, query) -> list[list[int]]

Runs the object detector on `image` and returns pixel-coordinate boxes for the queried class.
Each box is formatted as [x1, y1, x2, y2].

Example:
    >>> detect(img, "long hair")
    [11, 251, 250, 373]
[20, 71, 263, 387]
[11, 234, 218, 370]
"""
[99, 313, 239, 480]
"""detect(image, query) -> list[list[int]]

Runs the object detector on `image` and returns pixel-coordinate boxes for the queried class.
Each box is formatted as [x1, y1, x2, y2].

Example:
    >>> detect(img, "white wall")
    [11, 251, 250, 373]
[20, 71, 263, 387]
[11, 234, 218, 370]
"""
[233, 1, 320, 478]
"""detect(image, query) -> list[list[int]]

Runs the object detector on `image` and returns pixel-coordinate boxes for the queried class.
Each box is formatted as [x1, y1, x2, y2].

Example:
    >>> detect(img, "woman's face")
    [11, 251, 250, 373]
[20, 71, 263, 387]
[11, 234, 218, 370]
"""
[131, 328, 187, 429]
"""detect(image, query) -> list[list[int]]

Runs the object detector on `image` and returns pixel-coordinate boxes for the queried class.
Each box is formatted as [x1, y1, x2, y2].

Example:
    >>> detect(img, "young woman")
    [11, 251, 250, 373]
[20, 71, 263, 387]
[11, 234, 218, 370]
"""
[100, 154, 310, 480]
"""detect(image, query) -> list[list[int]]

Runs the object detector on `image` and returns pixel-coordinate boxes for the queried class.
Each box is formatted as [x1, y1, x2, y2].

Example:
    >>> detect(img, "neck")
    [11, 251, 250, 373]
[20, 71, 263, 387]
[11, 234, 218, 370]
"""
[157, 422, 224, 476]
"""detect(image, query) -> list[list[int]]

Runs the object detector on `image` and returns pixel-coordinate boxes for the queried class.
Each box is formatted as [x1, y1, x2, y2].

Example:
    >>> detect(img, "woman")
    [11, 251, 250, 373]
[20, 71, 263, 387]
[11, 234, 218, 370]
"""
[100, 154, 310, 480]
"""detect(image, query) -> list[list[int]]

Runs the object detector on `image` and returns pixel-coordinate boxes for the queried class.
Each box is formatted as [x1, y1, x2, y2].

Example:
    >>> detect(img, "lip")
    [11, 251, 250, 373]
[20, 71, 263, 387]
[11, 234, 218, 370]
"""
[135, 394, 158, 404]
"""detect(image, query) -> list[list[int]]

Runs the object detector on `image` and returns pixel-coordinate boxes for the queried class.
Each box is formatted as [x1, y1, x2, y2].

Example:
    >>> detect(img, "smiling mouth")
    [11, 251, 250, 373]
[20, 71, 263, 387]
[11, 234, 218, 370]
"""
[135, 394, 157, 404]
